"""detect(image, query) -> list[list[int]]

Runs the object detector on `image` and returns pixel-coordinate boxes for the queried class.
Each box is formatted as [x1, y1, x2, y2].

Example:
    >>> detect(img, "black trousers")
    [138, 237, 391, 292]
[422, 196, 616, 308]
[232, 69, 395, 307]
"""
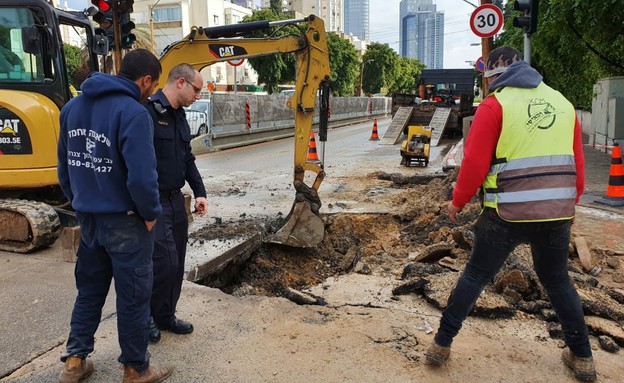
[151, 192, 188, 327]
[434, 208, 591, 358]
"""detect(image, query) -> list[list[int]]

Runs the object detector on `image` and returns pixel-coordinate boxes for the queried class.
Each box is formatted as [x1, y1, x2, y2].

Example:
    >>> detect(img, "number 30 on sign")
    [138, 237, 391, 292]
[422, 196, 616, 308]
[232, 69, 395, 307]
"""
[470, 4, 504, 38]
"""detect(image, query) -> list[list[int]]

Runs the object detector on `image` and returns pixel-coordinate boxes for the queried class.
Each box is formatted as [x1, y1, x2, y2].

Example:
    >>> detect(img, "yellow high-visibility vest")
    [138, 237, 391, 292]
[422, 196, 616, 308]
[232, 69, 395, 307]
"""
[482, 82, 577, 222]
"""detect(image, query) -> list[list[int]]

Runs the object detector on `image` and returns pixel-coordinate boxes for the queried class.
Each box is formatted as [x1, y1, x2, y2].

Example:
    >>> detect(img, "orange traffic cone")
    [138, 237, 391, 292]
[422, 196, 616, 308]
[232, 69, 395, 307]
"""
[369, 119, 380, 141]
[307, 131, 320, 163]
[596, 142, 624, 207]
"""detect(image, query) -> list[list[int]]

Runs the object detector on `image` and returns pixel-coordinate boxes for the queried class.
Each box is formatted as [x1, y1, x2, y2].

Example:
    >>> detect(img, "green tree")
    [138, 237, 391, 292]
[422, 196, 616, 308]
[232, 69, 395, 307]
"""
[270, 0, 283, 15]
[361, 42, 398, 95]
[497, 0, 624, 109]
[326, 32, 359, 96]
[63, 43, 81, 87]
[390, 56, 424, 94]
[242, 10, 296, 94]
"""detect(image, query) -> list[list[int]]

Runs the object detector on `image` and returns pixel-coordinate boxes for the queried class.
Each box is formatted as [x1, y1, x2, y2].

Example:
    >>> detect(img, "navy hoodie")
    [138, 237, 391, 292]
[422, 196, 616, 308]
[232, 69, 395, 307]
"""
[57, 72, 161, 221]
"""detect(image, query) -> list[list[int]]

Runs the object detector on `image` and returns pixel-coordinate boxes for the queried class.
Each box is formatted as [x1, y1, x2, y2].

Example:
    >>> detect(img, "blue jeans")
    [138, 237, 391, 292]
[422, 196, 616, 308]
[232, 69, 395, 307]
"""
[434, 208, 592, 358]
[62, 212, 155, 371]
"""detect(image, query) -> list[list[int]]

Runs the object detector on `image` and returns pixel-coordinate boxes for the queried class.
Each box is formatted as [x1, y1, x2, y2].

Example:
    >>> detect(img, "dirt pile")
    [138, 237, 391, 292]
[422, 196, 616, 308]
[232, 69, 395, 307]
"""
[195, 170, 624, 352]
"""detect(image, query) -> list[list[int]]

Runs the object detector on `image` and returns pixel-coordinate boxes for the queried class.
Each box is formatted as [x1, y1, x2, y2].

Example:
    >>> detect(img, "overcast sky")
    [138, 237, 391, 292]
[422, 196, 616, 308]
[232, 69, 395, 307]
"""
[65, 0, 485, 69]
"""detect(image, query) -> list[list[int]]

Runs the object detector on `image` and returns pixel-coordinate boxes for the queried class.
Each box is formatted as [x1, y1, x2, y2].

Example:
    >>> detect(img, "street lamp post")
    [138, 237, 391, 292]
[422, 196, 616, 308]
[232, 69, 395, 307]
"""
[359, 59, 374, 97]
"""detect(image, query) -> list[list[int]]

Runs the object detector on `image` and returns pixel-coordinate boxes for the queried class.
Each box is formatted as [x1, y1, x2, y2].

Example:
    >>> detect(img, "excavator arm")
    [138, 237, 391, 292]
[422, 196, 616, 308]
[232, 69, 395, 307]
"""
[159, 15, 331, 247]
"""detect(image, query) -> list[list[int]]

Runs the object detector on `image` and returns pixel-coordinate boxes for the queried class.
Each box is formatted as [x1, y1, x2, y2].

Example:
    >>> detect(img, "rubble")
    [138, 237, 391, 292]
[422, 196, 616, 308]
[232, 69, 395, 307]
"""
[194, 170, 624, 346]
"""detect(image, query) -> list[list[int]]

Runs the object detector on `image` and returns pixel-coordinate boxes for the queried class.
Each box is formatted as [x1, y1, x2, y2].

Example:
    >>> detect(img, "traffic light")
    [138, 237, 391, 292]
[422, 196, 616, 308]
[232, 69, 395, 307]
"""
[91, 0, 113, 48]
[91, 0, 111, 11]
[513, 0, 539, 35]
[91, 0, 112, 27]
[118, 1, 136, 49]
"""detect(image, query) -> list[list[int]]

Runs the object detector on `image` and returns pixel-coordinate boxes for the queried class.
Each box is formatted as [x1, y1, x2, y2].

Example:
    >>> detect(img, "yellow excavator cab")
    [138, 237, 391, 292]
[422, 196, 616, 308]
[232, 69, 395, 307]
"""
[0, 3, 330, 252]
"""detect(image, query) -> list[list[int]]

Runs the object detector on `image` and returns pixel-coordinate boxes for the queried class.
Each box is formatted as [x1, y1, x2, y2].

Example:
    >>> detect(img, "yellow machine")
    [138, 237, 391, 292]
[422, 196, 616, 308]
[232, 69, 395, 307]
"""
[0, 4, 330, 251]
[158, 15, 331, 247]
[0, 0, 108, 252]
[400, 125, 431, 167]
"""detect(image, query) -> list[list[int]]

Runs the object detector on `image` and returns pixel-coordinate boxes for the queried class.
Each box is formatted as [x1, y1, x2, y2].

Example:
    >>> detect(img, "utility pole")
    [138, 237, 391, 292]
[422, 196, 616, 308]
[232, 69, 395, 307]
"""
[480, 0, 494, 97]
[359, 59, 373, 97]
[112, 0, 122, 73]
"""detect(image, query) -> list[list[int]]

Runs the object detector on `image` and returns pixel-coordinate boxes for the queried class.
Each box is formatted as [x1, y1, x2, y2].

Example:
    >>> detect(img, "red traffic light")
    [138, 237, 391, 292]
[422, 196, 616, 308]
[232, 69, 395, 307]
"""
[91, 0, 111, 12]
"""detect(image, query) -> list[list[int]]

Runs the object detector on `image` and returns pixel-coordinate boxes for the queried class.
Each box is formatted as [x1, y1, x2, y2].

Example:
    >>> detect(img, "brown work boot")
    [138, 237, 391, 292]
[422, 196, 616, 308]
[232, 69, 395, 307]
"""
[562, 348, 596, 382]
[425, 341, 451, 365]
[59, 355, 94, 383]
[122, 363, 174, 383]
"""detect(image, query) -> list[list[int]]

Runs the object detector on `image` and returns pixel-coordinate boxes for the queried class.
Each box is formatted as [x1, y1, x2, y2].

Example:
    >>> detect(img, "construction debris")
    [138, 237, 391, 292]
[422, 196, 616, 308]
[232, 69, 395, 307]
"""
[195, 170, 624, 345]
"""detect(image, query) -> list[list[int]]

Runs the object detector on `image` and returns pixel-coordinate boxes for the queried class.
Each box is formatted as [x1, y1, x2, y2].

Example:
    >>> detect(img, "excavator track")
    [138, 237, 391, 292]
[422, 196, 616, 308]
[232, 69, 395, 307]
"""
[0, 199, 62, 253]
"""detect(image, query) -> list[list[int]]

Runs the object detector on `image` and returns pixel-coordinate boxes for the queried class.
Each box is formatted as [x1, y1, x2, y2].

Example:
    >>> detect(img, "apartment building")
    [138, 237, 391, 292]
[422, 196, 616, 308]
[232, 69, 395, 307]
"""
[132, 0, 258, 91]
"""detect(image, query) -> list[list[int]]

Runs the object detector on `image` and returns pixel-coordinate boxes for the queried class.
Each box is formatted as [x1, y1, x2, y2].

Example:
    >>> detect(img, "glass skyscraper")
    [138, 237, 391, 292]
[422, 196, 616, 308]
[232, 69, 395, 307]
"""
[399, 0, 444, 69]
[344, 0, 369, 41]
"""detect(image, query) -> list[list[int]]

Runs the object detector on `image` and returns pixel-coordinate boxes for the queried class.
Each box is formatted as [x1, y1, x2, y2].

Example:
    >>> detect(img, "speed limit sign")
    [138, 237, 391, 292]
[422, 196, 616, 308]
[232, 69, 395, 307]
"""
[470, 4, 504, 38]
[228, 58, 245, 67]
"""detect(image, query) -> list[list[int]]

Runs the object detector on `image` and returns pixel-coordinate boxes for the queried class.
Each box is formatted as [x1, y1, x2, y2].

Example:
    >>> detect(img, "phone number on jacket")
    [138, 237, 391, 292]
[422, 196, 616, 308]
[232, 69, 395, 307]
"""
[67, 159, 112, 173]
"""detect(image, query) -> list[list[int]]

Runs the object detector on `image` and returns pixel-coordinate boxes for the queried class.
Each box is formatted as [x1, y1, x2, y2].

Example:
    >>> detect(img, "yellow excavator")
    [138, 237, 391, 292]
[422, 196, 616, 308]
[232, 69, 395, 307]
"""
[0, 0, 108, 252]
[158, 15, 331, 247]
[0, 0, 330, 252]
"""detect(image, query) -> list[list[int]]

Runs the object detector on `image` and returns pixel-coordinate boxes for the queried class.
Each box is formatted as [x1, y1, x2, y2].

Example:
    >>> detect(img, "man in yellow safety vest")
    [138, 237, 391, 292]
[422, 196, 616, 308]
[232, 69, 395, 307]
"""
[425, 46, 595, 382]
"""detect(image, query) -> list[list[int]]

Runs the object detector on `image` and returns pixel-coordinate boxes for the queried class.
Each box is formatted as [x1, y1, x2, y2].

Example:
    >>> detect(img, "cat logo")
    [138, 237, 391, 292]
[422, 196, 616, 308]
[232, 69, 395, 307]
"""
[209, 44, 248, 59]
[219, 46, 235, 57]
[1, 119, 20, 135]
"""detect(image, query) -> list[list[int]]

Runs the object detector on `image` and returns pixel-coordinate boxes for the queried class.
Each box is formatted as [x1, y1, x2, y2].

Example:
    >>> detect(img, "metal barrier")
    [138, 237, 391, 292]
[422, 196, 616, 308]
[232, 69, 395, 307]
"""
[190, 95, 391, 155]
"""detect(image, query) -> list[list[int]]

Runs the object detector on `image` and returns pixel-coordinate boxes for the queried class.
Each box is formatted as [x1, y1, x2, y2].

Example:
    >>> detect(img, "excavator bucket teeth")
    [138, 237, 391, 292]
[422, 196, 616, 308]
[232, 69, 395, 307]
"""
[268, 201, 324, 247]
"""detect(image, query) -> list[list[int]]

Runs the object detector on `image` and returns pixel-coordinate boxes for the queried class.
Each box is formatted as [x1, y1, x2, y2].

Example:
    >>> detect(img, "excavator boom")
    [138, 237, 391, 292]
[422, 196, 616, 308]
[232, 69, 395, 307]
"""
[160, 15, 331, 247]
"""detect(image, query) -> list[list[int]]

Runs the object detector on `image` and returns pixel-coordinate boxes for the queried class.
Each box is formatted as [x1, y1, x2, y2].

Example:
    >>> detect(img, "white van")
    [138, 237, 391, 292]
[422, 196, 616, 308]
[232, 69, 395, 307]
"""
[184, 99, 211, 137]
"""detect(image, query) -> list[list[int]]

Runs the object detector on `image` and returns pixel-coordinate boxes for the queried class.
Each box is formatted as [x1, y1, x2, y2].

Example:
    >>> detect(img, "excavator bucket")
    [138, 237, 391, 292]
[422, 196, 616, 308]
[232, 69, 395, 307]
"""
[268, 201, 324, 247]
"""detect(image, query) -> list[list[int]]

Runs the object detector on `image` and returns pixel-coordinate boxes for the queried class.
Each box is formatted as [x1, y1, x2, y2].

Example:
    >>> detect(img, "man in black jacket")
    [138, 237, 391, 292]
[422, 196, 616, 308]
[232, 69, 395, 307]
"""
[144, 63, 207, 343]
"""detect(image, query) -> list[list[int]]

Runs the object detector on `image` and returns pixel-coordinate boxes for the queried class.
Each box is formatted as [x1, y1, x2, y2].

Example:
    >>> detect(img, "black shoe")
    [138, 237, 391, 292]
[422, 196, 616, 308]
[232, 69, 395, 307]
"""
[149, 318, 161, 343]
[160, 318, 194, 334]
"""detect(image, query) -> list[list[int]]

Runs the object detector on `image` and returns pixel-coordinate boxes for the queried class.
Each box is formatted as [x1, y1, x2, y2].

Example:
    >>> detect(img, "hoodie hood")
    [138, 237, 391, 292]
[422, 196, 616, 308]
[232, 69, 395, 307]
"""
[80, 72, 140, 100]
[488, 61, 543, 92]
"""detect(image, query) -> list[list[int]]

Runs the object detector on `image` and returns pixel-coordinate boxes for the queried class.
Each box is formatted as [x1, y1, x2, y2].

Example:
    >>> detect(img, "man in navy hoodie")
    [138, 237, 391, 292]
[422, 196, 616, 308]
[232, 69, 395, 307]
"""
[57, 49, 173, 383]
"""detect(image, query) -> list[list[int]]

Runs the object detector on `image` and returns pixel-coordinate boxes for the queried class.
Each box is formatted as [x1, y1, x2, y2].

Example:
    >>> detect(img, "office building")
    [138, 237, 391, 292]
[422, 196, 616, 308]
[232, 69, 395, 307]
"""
[344, 0, 369, 41]
[399, 0, 444, 69]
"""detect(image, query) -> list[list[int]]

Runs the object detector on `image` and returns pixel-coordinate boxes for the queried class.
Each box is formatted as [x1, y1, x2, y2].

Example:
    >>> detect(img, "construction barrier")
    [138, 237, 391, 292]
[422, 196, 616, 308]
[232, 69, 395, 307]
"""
[595, 142, 624, 207]
[307, 131, 320, 162]
[245, 101, 251, 130]
[369, 119, 380, 141]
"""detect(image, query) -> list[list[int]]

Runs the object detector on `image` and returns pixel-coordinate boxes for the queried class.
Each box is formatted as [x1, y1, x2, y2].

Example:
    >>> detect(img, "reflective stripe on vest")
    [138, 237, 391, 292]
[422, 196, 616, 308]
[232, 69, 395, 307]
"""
[482, 83, 577, 222]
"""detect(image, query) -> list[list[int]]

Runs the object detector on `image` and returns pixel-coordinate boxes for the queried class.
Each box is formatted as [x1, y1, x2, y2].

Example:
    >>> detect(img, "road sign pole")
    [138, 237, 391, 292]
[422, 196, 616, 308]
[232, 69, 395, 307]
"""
[524, 33, 531, 65]
[481, 0, 493, 97]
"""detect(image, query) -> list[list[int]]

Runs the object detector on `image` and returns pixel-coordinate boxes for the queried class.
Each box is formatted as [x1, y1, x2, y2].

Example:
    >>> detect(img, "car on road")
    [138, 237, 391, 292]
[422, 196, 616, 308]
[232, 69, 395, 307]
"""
[184, 99, 211, 137]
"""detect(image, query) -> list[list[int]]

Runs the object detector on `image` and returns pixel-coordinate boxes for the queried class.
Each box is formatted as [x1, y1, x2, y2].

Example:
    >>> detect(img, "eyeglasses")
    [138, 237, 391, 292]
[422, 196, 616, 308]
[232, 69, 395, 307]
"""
[184, 79, 202, 94]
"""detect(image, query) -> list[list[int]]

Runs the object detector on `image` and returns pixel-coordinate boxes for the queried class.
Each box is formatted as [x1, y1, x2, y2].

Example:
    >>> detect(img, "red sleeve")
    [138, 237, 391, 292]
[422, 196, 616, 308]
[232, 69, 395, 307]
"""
[573, 115, 585, 203]
[452, 95, 502, 208]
